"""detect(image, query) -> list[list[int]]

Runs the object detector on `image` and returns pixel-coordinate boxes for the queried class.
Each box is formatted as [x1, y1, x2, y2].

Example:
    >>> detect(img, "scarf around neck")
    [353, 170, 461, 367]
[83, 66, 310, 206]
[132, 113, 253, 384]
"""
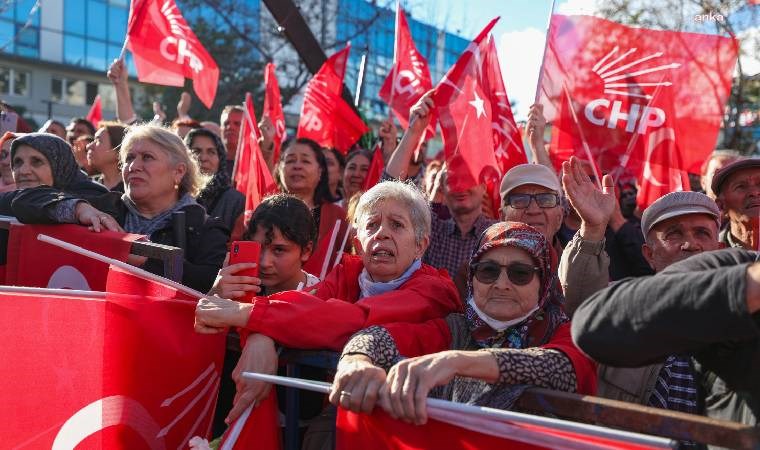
[122, 193, 197, 236]
[358, 259, 421, 299]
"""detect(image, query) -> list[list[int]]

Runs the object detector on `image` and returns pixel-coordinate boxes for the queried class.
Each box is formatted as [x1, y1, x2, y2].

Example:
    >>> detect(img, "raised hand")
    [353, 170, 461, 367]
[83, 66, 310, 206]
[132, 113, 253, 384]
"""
[408, 90, 435, 134]
[561, 156, 616, 240]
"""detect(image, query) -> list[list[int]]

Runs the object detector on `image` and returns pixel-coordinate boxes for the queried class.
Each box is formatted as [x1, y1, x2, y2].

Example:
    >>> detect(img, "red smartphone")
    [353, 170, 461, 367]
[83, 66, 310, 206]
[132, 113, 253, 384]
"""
[228, 241, 261, 301]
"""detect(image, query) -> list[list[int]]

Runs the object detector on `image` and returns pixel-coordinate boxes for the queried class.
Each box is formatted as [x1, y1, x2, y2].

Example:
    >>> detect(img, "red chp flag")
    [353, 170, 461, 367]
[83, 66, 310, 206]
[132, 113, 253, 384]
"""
[297, 44, 369, 152]
[233, 93, 277, 224]
[263, 62, 287, 164]
[86, 94, 103, 128]
[126, 0, 219, 108]
[635, 90, 689, 210]
[539, 14, 738, 176]
[379, 7, 435, 136]
[434, 18, 502, 192]
[1, 270, 225, 449]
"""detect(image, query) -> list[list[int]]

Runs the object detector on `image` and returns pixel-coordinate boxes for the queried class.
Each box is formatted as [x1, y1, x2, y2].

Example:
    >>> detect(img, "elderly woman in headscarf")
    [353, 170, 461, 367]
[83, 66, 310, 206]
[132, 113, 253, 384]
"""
[329, 221, 596, 424]
[9, 125, 228, 293]
[185, 128, 244, 232]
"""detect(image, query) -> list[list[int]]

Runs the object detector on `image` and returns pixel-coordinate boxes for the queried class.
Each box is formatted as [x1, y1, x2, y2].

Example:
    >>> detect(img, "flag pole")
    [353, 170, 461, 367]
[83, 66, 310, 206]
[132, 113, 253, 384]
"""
[319, 220, 342, 279]
[387, 0, 401, 122]
[354, 51, 367, 107]
[242, 372, 675, 449]
[533, 0, 557, 105]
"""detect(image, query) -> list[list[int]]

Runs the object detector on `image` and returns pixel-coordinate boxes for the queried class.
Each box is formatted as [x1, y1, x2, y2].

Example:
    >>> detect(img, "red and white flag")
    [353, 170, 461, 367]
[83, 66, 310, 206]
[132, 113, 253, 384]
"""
[86, 94, 103, 128]
[379, 5, 435, 136]
[538, 14, 738, 176]
[484, 36, 527, 174]
[126, 0, 219, 108]
[434, 18, 502, 192]
[297, 44, 369, 152]
[233, 93, 277, 225]
[362, 145, 385, 192]
[0, 268, 225, 449]
[263, 62, 287, 165]
[5, 223, 141, 291]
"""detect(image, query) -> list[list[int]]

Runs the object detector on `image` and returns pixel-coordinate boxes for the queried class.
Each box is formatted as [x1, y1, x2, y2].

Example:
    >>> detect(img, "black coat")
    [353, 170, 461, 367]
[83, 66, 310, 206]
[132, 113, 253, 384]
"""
[8, 187, 229, 293]
[572, 248, 760, 424]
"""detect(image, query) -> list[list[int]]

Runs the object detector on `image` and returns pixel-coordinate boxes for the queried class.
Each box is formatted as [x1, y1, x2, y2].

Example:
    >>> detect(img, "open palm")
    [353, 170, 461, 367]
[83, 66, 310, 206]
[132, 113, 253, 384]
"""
[562, 157, 616, 229]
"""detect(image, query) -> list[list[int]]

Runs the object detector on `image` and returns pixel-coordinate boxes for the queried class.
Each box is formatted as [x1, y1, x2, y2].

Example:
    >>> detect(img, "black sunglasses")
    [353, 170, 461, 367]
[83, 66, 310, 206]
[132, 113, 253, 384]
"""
[472, 261, 540, 285]
[504, 193, 559, 209]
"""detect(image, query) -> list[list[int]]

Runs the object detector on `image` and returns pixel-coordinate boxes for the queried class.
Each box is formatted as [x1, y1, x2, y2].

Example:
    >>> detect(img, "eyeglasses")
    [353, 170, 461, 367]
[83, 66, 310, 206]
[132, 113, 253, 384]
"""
[471, 261, 540, 285]
[504, 193, 559, 209]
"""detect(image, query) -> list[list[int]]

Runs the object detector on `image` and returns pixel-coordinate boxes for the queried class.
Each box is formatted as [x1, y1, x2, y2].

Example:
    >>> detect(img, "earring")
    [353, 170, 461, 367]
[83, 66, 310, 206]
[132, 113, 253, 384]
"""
[174, 183, 179, 190]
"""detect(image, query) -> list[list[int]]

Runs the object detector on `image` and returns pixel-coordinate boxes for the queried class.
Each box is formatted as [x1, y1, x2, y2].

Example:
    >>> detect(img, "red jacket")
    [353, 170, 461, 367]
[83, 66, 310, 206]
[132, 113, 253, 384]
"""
[244, 255, 462, 351]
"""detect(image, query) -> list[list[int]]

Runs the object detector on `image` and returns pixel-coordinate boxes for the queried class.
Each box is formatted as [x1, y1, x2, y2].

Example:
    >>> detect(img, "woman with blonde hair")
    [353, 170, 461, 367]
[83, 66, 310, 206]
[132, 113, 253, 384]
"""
[10, 124, 228, 292]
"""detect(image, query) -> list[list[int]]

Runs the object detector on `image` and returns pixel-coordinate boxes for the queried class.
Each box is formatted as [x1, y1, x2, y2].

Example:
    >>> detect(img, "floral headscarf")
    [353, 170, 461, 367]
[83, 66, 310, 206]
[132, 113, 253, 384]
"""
[465, 221, 568, 349]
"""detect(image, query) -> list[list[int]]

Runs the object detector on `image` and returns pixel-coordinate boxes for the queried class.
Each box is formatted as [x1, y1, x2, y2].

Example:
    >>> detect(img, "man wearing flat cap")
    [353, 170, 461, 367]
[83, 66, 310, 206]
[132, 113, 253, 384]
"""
[712, 158, 760, 250]
[564, 183, 723, 414]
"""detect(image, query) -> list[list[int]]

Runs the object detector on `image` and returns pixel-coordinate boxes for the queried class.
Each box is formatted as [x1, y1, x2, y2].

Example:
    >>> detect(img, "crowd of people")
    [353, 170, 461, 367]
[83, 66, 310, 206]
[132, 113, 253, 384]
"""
[1, 57, 758, 449]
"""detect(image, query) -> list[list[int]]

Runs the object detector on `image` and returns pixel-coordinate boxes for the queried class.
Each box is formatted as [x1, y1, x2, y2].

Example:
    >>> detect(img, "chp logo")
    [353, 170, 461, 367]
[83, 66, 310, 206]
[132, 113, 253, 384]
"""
[159, 0, 204, 73]
[392, 50, 429, 99]
[582, 46, 679, 135]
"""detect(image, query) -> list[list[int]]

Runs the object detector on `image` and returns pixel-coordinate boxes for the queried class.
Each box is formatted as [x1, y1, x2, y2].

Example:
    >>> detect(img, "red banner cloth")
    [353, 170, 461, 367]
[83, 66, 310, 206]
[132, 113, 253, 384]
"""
[434, 18, 503, 192]
[86, 94, 102, 128]
[216, 390, 281, 450]
[127, 0, 219, 107]
[232, 93, 277, 225]
[0, 269, 225, 449]
[5, 223, 141, 291]
[297, 45, 369, 152]
[263, 63, 287, 165]
[361, 145, 385, 192]
[539, 14, 738, 176]
[336, 408, 666, 450]
[379, 7, 435, 137]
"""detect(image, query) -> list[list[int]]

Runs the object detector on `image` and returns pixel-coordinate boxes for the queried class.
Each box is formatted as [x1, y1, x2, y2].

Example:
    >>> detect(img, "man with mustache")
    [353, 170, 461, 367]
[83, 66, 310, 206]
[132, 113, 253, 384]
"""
[712, 158, 760, 250]
[561, 159, 722, 417]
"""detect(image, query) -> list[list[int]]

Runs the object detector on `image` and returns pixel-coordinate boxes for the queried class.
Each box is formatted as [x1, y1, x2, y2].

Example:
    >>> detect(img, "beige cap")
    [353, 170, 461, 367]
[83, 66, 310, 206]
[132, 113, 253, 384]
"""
[500, 163, 561, 201]
[640, 191, 721, 236]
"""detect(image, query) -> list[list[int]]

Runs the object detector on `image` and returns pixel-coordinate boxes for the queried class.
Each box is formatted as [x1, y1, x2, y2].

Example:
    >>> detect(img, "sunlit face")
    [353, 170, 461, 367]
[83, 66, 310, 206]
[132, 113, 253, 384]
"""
[343, 154, 370, 199]
[0, 139, 14, 184]
[444, 183, 484, 216]
[718, 168, 760, 224]
[86, 128, 117, 172]
[472, 246, 540, 321]
[322, 149, 342, 196]
[501, 184, 563, 240]
[355, 200, 428, 282]
[189, 135, 220, 175]
[121, 139, 185, 206]
[221, 110, 243, 154]
[280, 144, 322, 199]
[642, 214, 720, 272]
[67, 122, 91, 143]
[251, 225, 312, 294]
[702, 155, 739, 199]
[12, 145, 54, 188]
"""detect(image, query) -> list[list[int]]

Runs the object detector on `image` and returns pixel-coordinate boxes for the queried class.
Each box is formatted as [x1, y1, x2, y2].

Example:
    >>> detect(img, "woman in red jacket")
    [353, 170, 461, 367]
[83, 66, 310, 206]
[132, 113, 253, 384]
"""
[330, 221, 596, 425]
[195, 180, 461, 425]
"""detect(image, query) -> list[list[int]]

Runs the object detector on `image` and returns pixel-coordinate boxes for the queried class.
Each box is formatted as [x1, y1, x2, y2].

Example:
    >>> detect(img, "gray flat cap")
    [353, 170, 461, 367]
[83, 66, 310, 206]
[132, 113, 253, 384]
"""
[641, 191, 720, 236]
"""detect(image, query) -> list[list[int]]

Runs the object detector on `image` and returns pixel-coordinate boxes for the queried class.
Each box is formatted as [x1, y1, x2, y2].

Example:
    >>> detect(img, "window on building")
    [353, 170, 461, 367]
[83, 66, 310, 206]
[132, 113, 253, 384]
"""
[0, 67, 30, 97]
[51, 77, 99, 106]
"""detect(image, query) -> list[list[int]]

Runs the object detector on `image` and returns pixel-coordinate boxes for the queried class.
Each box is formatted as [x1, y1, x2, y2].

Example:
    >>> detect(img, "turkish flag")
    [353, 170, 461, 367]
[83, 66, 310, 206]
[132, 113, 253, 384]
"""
[86, 94, 103, 128]
[126, 0, 219, 108]
[336, 408, 666, 450]
[361, 145, 385, 192]
[233, 93, 277, 225]
[484, 36, 528, 174]
[539, 14, 738, 175]
[297, 44, 369, 152]
[5, 223, 141, 291]
[0, 269, 225, 449]
[434, 18, 502, 192]
[635, 90, 689, 210]
[215, 391, 281, 450]
[379, 7, 435, 136]
[263, 63, 287, 165]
